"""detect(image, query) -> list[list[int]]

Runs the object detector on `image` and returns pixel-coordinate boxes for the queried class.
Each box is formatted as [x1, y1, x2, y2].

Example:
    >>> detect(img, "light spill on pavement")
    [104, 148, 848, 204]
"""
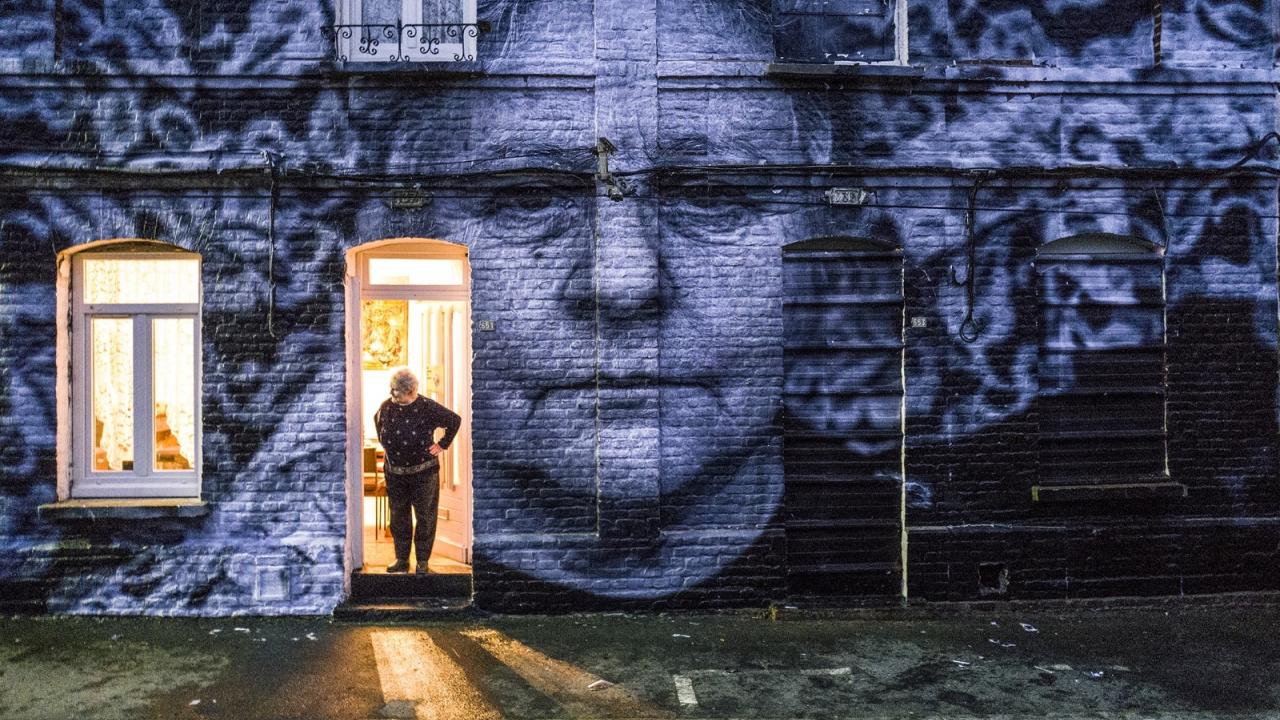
[370, 629, 502, 720]
[461, 628, 673, 719]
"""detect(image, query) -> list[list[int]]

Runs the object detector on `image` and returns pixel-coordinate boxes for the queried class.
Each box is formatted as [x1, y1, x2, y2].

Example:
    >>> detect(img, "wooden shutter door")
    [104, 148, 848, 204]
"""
[782, 239, 903, 597]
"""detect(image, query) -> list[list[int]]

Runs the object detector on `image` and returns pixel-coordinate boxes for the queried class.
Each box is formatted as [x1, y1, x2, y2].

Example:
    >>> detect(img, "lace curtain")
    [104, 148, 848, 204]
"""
[422, 0, 462, 25]
[83, 257, 198, 305]
[153, 318, 196, 471]
[92, 319, 133, 471]
[85, 257, 198, 472]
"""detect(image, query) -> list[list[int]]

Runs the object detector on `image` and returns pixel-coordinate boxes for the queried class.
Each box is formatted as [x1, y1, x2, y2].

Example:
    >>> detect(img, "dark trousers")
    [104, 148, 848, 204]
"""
[386, 470, 439, 565]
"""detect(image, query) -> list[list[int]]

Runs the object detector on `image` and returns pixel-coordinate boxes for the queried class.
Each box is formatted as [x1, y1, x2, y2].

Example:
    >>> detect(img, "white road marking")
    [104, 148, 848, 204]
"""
[680, 667, 852, 678]
[673, 674, 698, 707]
[671, 667, 852, 710]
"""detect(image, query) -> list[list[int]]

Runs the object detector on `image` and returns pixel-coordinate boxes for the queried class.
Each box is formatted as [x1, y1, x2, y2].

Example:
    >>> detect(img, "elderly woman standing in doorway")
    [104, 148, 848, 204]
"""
[374, 368, 462, 573]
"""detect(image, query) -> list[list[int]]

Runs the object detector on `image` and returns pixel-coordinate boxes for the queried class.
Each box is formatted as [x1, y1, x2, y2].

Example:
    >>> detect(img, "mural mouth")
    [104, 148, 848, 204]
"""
[534, 374, 723, 404]
[520, 374, 731, 425]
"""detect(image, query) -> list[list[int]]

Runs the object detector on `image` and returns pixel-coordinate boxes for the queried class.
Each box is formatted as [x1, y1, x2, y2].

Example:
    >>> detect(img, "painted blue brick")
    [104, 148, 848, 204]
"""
[0, 0, 1278, 615]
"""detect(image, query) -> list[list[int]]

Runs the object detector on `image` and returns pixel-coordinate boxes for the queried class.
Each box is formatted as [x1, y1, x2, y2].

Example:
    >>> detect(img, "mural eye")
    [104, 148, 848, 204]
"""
[669, 187, 752, 243]
[515, 193, 558, 213]
[488, 191, 578, 247]
[1194, 0, 1270, 46]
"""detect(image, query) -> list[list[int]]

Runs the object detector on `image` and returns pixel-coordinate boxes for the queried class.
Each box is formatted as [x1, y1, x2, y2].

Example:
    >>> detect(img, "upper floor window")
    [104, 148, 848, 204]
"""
[1034, 234, 1166, 486]
[773, 0, 907, 64]
[334, 0, 478, 62]
[67, 245, 202, 498]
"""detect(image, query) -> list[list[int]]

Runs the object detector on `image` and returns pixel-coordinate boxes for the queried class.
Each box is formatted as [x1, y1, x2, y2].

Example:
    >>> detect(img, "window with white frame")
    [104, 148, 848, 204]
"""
[69, 248, 202, 498]
[773, 0, 908, 64]
[335, 0, 478, 62]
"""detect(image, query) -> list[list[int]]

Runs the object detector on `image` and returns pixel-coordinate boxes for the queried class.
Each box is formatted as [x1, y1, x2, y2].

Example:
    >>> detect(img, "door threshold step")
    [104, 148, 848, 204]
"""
[333, 597, 476, 622]
[351, 571, 471, 600]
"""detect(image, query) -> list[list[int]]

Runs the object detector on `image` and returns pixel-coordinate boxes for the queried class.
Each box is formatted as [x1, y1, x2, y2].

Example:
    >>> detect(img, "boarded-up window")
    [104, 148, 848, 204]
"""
[1035, 234, 1166, 484]
[773, 0, 900, 63]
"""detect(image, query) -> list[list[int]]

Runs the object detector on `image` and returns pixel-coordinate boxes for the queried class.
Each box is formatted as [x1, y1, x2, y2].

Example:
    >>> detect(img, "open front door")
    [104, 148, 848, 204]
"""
[346, 239, 473, 578]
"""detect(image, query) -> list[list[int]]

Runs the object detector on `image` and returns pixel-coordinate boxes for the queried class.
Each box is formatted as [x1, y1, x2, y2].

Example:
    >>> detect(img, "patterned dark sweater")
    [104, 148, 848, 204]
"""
[374, 396, 462, 471]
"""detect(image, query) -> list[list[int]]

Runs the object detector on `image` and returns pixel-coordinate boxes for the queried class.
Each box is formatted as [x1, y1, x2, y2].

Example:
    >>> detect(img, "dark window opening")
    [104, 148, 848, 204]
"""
[773, 0, 902, 64]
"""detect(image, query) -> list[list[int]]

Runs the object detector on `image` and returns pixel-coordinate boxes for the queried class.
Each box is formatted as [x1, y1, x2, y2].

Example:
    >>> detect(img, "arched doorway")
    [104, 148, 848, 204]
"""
[344, 239, 473, 589]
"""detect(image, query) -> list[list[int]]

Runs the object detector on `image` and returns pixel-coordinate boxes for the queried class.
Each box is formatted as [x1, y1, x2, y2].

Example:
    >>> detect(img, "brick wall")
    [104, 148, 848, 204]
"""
[0, 0, 1277, 614]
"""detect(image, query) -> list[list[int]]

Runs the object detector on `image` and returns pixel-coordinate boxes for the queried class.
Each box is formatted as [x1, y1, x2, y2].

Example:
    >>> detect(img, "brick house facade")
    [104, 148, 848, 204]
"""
[0, 0, 1277, 615]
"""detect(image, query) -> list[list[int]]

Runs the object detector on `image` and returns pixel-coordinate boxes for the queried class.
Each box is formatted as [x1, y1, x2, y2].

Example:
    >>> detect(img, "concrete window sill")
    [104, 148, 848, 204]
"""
[1032, 482, 1187, 504]
[332, 62, 484, 77]
[39, 498, 209, 521]
[765, 63, 925, 80]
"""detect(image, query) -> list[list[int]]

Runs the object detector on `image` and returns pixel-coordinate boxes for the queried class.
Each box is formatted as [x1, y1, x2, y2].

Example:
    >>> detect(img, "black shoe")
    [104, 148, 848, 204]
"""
[386, 560, 410, 573]
[415, 564, 430, 575]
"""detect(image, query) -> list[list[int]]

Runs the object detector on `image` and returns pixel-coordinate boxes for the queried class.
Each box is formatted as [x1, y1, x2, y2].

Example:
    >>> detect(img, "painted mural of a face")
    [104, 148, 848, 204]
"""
[3, 0, 1276, 610]
[470, 175, 783, 598]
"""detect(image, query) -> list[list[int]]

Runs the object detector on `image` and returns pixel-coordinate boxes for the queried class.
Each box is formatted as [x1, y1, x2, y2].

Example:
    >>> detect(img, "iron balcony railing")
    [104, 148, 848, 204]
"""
[324, 22, 483, 62]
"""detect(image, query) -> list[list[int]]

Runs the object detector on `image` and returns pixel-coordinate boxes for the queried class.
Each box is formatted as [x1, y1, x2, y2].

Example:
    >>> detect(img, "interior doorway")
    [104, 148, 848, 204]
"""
[345, 240, 473, 579]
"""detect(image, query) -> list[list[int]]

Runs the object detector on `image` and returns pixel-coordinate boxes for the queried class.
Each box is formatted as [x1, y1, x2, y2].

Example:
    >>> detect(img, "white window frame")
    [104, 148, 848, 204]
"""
[68, 251, 202, 499]
[830, 0, 908, 66]
[337, 0, 478, 63]
[360, 248, 471, 300]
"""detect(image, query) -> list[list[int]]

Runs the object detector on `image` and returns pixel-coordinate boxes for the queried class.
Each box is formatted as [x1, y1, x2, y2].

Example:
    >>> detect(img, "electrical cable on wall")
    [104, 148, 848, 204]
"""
[5, 132, 1280, 187]
[7, 133, 1280, 352]
[1153, 0, 1163, 67]
[952, 175, 989, 343]
[263, 150, 282, 339]
[5, 179, 1278, 219]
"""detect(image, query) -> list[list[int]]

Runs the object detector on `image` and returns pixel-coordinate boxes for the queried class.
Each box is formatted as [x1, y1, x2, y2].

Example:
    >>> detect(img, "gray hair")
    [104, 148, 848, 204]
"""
[389, 368, 418, 401]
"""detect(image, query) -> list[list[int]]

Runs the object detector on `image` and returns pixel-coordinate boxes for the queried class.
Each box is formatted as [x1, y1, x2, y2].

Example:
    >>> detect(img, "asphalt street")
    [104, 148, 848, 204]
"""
[1, 602, 1277, 719]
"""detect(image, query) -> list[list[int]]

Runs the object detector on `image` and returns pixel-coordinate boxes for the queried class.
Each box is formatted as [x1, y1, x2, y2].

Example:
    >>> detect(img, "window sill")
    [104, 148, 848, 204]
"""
[39, 498, 209, 521]
[765, 63, 924, 80]
[331, 61, 484, 77]
[1032, 482, 1187, 504]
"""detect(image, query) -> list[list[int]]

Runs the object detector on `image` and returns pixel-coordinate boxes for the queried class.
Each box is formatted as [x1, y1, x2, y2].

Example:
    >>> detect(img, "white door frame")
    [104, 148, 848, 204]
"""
[343, 239, 473, 582]
[343, 253, 363, 580]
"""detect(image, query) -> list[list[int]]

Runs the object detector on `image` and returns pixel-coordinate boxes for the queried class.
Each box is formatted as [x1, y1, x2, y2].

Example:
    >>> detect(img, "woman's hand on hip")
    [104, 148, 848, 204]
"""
[428, 443, 443, 456]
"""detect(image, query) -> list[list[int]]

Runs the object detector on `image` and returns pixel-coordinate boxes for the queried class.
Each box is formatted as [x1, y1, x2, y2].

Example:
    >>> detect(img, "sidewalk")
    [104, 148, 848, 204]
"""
[1, 601, 1277, 719]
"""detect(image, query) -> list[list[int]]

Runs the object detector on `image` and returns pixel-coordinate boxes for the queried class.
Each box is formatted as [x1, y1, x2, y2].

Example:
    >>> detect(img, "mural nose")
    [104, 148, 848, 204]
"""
[595, 214, 663, 319]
